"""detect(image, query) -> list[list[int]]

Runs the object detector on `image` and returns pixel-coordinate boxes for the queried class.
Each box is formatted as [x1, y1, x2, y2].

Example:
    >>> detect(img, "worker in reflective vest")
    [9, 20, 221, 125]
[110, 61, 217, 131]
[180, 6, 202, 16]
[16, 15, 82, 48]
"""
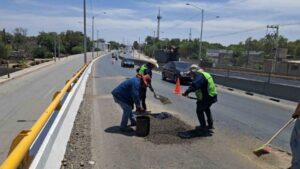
[137, 60, 158, 111]
[183, 64, 217, 131]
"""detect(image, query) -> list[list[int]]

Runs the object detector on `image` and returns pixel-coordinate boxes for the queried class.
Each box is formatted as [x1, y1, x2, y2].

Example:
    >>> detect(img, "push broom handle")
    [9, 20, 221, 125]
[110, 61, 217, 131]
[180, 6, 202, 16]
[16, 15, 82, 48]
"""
[264, 118, 295, 146]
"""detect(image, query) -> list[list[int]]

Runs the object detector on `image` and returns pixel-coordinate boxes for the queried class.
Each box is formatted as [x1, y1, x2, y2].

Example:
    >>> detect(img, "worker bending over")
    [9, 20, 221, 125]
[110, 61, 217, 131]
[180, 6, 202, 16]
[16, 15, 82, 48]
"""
[112, 74, 151, 132]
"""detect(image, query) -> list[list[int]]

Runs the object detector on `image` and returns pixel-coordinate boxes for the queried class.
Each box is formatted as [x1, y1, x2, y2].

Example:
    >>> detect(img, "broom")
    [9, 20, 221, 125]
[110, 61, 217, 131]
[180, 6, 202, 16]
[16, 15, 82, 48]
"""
[253, 118, 295, 157]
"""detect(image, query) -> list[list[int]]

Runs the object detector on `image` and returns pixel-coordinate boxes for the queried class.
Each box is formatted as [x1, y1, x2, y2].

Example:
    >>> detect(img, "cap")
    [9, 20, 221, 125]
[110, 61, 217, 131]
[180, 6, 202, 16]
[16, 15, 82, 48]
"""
[189, 64, 200, 73]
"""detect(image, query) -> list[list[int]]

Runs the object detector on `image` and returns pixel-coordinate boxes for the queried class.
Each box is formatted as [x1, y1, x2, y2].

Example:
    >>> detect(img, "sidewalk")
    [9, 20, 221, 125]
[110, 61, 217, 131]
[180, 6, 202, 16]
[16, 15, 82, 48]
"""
[0, 52, 101, 85]
[0, 57, 68, 84]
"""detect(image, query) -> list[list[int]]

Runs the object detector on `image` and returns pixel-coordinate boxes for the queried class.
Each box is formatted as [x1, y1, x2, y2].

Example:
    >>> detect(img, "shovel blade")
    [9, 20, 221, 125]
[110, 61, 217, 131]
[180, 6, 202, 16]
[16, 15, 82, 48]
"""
[155, 94, 171, 104]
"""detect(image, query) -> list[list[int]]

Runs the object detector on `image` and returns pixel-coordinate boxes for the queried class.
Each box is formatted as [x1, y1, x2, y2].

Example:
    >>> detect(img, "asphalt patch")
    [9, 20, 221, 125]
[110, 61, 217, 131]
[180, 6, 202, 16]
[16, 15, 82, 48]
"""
[145, 112, 206, 144]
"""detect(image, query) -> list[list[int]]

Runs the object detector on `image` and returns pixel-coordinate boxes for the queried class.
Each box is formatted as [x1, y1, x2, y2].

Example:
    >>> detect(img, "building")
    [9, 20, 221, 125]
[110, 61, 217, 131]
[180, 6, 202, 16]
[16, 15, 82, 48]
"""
[207, 49, 264, 68]
[94, 38, 108, 51]
[206, 49, 233, 66]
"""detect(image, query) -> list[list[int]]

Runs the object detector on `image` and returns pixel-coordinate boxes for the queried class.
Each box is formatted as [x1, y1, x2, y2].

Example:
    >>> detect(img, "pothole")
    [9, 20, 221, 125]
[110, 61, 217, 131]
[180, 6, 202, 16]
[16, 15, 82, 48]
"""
[145, 112, 206, 144]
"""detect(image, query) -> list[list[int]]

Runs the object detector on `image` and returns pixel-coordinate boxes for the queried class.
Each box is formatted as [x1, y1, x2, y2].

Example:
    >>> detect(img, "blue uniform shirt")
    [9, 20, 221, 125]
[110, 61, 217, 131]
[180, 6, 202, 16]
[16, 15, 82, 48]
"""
[111, 77, 141, 107]
[185, 73, 209, 98]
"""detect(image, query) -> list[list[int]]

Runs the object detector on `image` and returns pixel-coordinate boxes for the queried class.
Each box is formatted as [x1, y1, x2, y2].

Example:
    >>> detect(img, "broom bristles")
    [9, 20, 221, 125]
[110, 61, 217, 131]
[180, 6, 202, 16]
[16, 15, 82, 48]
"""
[253, 145, 272, 157]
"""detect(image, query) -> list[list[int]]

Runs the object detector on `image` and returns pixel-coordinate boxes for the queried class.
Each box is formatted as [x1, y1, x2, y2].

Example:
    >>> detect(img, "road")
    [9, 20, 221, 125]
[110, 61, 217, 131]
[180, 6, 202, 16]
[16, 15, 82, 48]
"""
[0, 53, 94, 163]
[66, 54, 296, 168]
[209, 69, 300, 87]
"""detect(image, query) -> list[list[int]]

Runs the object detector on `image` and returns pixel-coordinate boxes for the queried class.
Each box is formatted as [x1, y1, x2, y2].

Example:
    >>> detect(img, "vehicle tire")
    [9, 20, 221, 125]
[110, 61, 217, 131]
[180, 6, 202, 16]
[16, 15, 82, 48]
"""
[162, 72, 166, 81]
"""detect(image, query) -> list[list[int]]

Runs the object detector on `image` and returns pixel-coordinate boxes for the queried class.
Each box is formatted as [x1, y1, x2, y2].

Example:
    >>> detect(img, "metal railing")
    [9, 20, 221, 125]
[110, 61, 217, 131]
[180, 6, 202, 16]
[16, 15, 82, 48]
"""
[0, 64, 88, 169]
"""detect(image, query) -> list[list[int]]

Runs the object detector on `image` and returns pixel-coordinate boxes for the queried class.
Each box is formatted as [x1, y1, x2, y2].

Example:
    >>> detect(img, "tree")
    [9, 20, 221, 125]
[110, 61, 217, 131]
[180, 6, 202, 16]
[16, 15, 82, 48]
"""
[0, 41, 11, 59]
[133, 41, 139, 50]
[60, 31, 84, 54]
[145, 36, 154, 45]
[13, 27, 27, 50]
[33, 46, 49, 58]
[71, 46, 83, 54]
[108, 41, 120, 50]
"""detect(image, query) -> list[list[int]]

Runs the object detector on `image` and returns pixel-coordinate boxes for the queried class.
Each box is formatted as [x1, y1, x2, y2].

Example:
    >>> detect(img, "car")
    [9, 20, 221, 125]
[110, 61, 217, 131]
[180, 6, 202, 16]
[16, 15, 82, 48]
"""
[161, 61, 192, 83]
[121, 58, 135, 68]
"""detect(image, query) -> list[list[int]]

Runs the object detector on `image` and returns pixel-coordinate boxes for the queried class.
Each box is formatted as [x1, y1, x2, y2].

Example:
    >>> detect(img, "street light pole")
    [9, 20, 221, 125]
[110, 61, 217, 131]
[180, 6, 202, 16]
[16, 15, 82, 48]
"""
[97, 30, 99, 57]
[186, 3, 204, 59]
[92, 16, 95, 59]
[200, 9, 204, 59]
[83, 0, 87, 64]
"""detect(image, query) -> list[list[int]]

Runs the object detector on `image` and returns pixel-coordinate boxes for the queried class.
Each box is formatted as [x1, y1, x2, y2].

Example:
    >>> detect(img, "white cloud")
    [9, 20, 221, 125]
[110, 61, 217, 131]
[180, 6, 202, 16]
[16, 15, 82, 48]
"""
[1, 0, 300, 45]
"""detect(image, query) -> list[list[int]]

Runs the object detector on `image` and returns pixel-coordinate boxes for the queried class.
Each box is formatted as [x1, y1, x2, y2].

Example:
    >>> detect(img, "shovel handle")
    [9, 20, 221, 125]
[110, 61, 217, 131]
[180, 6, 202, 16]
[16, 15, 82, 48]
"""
[187, 95, 197, 100]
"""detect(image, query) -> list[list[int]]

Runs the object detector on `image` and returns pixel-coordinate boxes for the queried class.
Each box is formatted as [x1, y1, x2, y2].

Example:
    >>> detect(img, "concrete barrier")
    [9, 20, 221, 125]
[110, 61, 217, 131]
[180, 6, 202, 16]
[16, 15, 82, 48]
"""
[212, 74, 300, 102]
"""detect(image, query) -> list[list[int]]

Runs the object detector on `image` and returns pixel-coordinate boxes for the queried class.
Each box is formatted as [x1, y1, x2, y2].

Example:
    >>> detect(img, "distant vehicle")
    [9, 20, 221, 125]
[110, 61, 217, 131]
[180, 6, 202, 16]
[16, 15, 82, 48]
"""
[161, 61, 192, 83]
[154, 46, 179, 64]
[121, 58, 135, 68]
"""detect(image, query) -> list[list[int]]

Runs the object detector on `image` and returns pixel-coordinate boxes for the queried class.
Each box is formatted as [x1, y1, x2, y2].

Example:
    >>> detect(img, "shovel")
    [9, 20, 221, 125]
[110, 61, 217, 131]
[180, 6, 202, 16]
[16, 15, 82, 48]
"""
[187, 96, 197, 100]
[152, 91, 172, 104]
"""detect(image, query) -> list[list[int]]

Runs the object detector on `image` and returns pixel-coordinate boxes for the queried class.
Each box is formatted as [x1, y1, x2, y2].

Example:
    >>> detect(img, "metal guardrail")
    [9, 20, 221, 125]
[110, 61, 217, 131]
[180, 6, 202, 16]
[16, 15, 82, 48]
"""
[0, 64, 88, 169]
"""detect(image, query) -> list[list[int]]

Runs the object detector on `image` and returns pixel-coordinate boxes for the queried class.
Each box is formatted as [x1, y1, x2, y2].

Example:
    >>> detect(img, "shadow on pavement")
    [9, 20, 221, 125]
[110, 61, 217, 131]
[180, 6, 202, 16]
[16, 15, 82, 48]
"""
[177, 129, 213, 139]
[104, 126, 135, 137]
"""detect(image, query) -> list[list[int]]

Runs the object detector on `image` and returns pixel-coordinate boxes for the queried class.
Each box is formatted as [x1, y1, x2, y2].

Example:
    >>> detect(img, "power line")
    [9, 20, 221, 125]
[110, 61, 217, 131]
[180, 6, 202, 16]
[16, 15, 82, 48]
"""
[205, 26, 266, 39]
[204, 22, 300, 39]
[163, 13, 202, 32]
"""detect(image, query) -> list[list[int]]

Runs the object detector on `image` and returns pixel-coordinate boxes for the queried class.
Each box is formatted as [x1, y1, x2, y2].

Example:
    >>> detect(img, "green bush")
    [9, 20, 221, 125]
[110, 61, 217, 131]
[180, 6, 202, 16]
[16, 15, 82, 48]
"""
[33, 46, 49, 58]
[71, 46, 83, 54]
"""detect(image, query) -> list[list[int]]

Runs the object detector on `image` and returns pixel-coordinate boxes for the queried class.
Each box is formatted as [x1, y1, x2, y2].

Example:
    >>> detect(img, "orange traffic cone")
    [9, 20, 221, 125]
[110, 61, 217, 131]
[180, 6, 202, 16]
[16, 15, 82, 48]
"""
[173, 78, 181, 95]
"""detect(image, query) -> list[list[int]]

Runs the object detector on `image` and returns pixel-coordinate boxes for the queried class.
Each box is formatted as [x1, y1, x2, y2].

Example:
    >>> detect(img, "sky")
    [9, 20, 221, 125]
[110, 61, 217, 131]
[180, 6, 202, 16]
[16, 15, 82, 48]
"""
[0, 0, 300, 46]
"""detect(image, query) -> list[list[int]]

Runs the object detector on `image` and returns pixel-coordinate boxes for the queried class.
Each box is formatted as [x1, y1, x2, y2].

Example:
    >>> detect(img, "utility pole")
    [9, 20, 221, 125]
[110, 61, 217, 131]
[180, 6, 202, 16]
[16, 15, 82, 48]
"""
[138, 36, 140, 59]
[267, 25, 279, 72]
[156, 7, 162, 40]
[189, 28, 192, 41]
[58, 36, 60, 60]
[54, 36, 57, 62]
[97, 30, 99, 57]
[3, 28, 10, 78]
[92, 16, 95, 59]
[199, 9, 204, 59]
[83, 0, 87, 64]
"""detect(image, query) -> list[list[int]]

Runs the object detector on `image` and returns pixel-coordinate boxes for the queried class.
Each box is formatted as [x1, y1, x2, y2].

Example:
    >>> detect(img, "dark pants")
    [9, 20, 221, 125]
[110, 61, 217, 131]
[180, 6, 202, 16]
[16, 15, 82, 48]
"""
[196, 96, 217, 127]
[140, 87, 147, 110]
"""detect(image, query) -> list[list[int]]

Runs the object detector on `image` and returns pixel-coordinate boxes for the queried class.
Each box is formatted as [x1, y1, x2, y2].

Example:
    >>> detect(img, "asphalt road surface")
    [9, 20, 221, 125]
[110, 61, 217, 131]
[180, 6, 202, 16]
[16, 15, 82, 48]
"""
[73, 54, 296, 168]
[0, 53, 95, 163]
[209, 69, 300, 87]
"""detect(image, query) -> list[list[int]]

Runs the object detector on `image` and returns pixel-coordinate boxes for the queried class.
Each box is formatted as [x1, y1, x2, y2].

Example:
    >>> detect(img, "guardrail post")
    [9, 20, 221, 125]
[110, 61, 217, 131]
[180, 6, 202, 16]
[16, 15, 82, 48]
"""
[7, 130, 33, 169]
[52, 91, 62, 111]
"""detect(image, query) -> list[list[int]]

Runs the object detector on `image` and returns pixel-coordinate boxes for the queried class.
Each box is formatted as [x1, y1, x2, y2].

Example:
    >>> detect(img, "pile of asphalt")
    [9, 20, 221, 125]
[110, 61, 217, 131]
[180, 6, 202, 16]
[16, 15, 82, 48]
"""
[145, 113, 200, 144]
